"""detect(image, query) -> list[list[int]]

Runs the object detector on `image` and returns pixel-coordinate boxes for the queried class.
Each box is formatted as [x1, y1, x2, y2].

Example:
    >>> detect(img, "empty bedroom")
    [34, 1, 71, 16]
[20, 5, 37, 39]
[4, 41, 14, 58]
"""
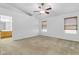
[0, 3, 79, 55]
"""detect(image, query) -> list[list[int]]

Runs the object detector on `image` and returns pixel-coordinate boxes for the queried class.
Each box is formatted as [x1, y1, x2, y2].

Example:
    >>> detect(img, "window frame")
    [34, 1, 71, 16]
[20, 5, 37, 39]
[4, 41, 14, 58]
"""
[41, 21, 47, 32]
[64, 16, 77, 30]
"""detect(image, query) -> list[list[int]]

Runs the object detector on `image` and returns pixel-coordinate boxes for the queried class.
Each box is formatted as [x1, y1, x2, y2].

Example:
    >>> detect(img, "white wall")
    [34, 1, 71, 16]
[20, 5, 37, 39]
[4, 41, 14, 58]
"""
[41, 11, 79, 41]
[0, 8, 39, 40]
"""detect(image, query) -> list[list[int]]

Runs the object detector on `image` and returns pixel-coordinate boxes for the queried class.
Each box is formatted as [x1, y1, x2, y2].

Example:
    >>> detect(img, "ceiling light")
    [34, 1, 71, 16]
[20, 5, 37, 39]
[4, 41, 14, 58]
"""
[34, 3, 52, 15]
[40, 10, 45, 14]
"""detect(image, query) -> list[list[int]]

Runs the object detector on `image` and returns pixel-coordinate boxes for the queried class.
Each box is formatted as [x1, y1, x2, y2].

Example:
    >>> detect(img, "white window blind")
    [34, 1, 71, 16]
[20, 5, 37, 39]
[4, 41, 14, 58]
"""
[64, 16, 77, 34]
[41, 21, 47, 32]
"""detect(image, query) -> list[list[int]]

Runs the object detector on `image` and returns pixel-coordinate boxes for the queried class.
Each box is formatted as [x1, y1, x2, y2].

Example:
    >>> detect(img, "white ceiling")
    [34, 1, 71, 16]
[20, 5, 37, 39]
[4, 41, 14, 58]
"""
[0, 3, 79, 19]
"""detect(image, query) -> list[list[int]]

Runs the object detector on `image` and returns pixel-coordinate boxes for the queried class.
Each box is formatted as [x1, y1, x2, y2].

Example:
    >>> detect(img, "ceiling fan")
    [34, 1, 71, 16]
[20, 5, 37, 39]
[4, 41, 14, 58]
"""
[34, 3, 52, 14]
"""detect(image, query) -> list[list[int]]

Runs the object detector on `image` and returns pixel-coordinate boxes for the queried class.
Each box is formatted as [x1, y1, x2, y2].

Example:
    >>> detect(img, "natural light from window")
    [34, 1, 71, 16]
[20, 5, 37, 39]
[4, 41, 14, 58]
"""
[65, 30, 77, 34]
[64, 16, 77, 34]
[42, 29, 47, 32]
[41, 21, 47, 32]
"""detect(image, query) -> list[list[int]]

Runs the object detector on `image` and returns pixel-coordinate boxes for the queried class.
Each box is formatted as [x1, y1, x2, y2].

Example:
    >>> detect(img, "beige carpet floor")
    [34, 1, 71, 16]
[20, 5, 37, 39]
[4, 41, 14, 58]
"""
[0, 35, 79, 55]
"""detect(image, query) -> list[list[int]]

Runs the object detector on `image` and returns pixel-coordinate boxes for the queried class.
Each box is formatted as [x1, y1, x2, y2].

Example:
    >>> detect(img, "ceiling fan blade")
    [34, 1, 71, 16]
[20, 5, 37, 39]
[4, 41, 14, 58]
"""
[45, 11, 49, 14]
[46, 8, 52, 10]
[39, 6, 41, 9]
[34, 11, 39, 12]
[41, 3, 44, 6]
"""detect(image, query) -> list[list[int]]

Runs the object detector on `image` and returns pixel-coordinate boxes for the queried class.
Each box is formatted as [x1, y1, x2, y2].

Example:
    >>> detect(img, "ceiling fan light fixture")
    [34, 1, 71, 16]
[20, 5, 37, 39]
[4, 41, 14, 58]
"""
[34, 3, 52, 15]
[40, 10, 45, 14]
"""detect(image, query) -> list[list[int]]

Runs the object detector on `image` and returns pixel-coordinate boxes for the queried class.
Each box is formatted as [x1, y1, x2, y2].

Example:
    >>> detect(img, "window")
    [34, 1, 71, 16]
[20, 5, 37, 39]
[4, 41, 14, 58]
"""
[41, 21, 47, 32]
[0, 15, 12, 39]
[64, 16, 77, 34]
[0, 15, 12, 31]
